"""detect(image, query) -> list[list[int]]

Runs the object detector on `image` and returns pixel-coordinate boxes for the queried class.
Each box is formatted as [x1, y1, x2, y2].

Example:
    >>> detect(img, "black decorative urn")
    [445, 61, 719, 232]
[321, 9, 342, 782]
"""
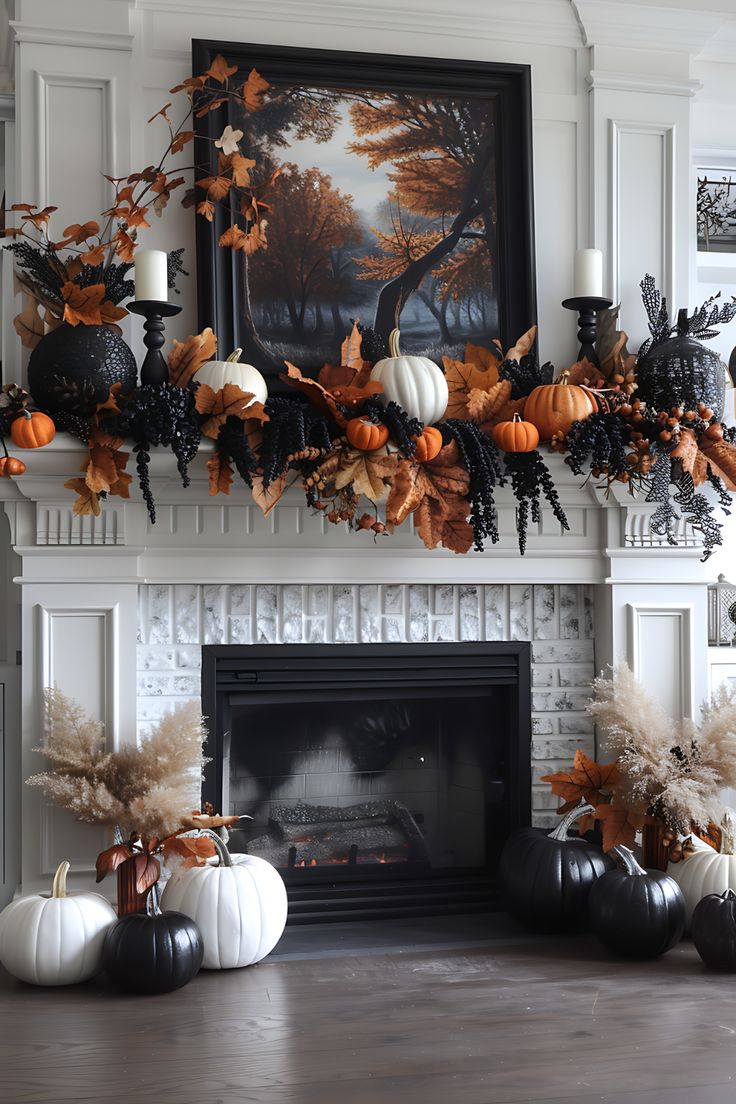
[637, 308, 726, 419]
[28, 323, 137, 415]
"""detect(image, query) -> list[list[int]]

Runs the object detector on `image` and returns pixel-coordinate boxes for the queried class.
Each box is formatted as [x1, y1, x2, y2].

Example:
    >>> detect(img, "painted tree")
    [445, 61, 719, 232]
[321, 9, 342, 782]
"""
[249, 164, 360, 341]
[349, 94, 496, 338]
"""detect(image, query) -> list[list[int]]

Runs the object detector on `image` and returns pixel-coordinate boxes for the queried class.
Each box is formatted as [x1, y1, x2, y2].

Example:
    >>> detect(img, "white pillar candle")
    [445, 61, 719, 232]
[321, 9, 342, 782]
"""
[134, 249, 168, 302]
[573, 248, 603, 298]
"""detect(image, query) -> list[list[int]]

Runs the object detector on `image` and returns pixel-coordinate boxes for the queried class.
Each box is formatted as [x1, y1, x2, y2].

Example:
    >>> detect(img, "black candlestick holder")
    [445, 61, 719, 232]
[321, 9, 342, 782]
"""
[128, 300, 182, 386]
[561, 295, 612, 366]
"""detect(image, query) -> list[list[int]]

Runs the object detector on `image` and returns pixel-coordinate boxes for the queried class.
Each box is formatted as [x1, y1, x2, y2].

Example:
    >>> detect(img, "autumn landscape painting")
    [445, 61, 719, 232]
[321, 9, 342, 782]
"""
[195, 43, 536, 381]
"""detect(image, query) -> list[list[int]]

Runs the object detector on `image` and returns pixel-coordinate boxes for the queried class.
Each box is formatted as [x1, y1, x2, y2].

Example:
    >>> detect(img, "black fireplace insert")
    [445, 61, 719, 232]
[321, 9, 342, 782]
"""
[201, 643, 531, 922]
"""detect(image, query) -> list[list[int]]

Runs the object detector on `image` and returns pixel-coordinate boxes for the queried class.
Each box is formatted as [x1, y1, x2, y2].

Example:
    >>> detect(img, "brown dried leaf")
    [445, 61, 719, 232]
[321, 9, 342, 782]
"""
[333, 449, 399, 502]
[242, 68, 269, 112]
[208, 452, 233, 496]
[442, 354, 500, 420]
[692, 448, 709, 487]
[195, 384, 267, 439]
[385, 461, 427, 528]
[414, 492, 473, 554]
[95, 843, 133, 882]
[206, 54, 238, 84]
[64, 477, 101, 517]
[699, 438, 736, 490]
[340, 320, 364, 370]
[134, 853, 160, 894]
[596, 801, 648, 853]
[505, 325, 537, 363]
[168, 327, 217, 387]
[251, 473, 288, 517]
[162, 835, 217, 868]
[61, 282, 127, 327]
[565, 358, 604, 388]
[281, 362, 347, 427]
[318, 362, 357, 389]
[465, 342, 503, 371]
[541, 749, 619, 813]
[86, 444, 120, 494]
[670, 427, 699, 478]
[13, 294, 45, 349]
[466, 379, 512, 425]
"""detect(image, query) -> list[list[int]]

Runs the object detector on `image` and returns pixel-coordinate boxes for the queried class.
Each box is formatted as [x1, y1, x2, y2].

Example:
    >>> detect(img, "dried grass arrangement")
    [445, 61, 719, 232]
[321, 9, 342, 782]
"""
[543, 665, 736, 853]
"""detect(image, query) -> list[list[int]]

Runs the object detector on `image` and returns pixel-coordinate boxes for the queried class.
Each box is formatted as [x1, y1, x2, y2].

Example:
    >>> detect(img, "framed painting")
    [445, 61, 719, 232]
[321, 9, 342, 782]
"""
[193, 39, 537, 391]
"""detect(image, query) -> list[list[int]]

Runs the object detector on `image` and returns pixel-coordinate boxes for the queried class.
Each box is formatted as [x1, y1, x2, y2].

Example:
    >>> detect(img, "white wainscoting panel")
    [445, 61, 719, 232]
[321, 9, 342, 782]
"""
[626, 603, 693, 721]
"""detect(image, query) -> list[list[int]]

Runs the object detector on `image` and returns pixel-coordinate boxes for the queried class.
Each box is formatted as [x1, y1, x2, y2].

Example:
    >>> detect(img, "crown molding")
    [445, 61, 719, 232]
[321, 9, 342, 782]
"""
[588, 69, 702, 97]
[573, 0, 734, 55]
[132, 0, 585, 49]
[9, 22, 134, 52]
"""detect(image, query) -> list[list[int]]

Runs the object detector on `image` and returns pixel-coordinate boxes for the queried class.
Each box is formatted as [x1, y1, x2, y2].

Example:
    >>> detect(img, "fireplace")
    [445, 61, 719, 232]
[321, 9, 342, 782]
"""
[201, 643, 531, 922]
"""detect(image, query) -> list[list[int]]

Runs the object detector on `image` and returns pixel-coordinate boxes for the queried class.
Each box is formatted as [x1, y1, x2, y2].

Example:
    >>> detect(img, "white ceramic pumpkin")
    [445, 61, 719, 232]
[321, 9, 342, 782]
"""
[0, 861, 116, 986]
[370, 329, 448, 425]
[194, 348, 268, 406]
[669, 818, 736, 927]
[161, 833, 287, 969]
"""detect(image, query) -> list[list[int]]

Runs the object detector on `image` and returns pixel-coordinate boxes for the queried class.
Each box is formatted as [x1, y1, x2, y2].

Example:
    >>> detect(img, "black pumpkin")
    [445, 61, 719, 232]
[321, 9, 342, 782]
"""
[588, 845, 686, 958]
[499, 803, 615, 932]
[103, 893, 204, 994]
[692, 888, 736, 972]
[637, 309, 726, 419]
[28, 323, 137, 416]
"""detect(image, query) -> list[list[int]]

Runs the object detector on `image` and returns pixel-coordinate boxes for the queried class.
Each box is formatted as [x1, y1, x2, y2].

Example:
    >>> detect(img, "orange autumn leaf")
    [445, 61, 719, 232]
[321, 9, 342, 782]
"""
[95, 843, 133, 882]
[250, 472, 288, 517]
[198, 175, 232, 202]
[168, 327, 217, 387]
[230, 153, 256, 188]
[162, 835, 217, 868]
[148, 102, 172, 125]
[596, 802, 649, 853]
[171, 129, 195, 155]
[61, 282, 127, 327]
[80, 243, 105, 266]
[505, 325, 537, 363]
[670, 427, 699, 478]
[242, 68, 269, 112]
[126, 206, 151, 229]
[206, 54, 238, 84]
[466, 379, 513, 426]
[541, 749, 619, 814]
[465, 341, 503, 372]
[442, 352, 500, 420]
[218, 225, 248, 250]
[340, 320, 364, 370]
[86, 444, 121, 494]
[196, 200, 215, 222]
[699, 438, 736, 490]
[113, 228, 136, 262]
[63, 477, 101, 517]
[62, 220, 100, 244]
[207, 452, 234, 496]
[281, 361, 348, 427]
[195, 383, 268, 439]
[134, 853, 160, 894]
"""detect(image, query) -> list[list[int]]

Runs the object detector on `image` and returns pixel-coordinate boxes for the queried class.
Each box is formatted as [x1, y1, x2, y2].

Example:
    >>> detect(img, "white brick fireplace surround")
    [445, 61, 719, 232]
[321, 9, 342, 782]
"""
[0, 440, 711, 902]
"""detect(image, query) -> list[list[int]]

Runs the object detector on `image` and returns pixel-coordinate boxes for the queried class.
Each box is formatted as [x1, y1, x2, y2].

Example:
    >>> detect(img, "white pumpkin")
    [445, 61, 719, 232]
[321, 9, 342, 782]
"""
[669, 818, 736, 927]
[370, 329, 448, 425]
[194, 348, 268, 406]
[0, 861, 116, 986]
[161, 832, 287, 969]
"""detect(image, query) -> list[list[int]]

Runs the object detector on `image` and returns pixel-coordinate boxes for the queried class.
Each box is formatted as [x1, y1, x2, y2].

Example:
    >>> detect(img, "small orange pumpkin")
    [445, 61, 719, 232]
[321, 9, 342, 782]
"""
[411, 426, 443, 462]
[0, 456, 27, 477]
[10, 410, 56, 449]
[523, 371, 597, 441]
[346, 418, 390, 452]
[492, 413, 539, 453]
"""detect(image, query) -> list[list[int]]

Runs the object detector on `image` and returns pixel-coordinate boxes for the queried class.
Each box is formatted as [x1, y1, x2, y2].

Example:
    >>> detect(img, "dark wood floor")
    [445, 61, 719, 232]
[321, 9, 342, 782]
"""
[1, 919, 735, 1104]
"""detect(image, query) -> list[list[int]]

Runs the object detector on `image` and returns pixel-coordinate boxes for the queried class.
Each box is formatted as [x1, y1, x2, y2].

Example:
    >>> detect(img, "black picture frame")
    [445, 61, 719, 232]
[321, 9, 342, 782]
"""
[193, 38, 537, 393]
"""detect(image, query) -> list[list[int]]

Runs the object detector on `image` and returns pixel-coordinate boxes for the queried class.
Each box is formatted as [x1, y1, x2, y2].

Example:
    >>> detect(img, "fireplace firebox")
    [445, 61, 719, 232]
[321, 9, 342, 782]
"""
[201, 643, 531, 922]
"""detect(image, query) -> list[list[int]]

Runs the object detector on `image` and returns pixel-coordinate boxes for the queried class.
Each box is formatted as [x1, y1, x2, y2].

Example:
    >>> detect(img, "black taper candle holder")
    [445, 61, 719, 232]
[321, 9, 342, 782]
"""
[561, 295, 613, 366]
[128, 300, 182, 386]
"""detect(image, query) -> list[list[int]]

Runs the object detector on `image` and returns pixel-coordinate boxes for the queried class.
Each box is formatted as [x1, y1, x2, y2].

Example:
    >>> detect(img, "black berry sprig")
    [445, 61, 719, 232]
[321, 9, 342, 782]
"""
[444, 419, 505, 550]
[503, 451, 570, 554]
[564, 412, 630, 479]
[216, 416, 258, 487]
[499, 354, 550, 399]
[260, 398, 334, 487]
[362, 398, 422, 458]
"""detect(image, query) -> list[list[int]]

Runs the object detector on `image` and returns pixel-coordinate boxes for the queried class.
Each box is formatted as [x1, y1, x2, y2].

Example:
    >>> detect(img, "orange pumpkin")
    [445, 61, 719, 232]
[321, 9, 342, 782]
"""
[0, 456, 26, 477]
[492, 413, 539, 453]
[346, 418, 390, 452]
[411, 426, 443, 462]
[10, 411, 56, 449]
[523, 371, 597, 441]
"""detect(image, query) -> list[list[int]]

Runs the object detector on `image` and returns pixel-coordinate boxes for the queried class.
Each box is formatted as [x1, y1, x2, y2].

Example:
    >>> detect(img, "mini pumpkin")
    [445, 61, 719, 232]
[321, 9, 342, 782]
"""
[103, 889, 204, 994]
[412, 426, 443, 462]
[370, 329, 448, 425]
[668, 814, 736, 927]
[588, 845, 686, 958]
[691, 889, 736, 971]
[193, 347, 268, 406]
[346, 417, 390, 452]
[498, 803, 614, 932]
[0, 456, 26, 477]
[491, 413, 539, 453]
[10, 410, 56, 449]
[523, 371, 597, 441]
[0, 860, 116, 986]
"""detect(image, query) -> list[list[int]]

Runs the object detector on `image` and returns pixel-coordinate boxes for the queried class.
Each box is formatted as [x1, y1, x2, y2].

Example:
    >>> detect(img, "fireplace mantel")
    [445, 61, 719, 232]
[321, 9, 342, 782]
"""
[0, 435, 711, 901]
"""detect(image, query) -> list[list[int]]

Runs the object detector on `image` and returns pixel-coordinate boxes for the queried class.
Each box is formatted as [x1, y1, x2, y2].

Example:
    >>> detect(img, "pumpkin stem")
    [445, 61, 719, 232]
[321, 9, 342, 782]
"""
[611, 844, 647, 876]
[512, 413, 522, 423]
[557, 370, 570, 386]
[226, 348, 243, 363]
[198, 827, 234, 867]
[51, 860, 70, 898]
[146, 882, 163, 917]
[720, 810, 735, 856]
[546, 801, 596, 842]
[722, 888, 736, 900]
[388, 329, 401, 358]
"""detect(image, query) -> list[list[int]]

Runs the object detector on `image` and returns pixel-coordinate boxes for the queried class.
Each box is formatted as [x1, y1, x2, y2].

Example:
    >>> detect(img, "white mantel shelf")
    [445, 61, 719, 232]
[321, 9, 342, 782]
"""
[0, 435, 709, 586]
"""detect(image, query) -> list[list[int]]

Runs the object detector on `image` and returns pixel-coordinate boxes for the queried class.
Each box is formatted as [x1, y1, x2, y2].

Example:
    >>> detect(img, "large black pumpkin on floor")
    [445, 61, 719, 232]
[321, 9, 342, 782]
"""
[103, 890, 204, 994]
[691, 888, 736, 972]
[588, 845, 686, 958]
[499, 803, 615, 932]
[28, 323, 137, 416]
[637, 308, 726, 419]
